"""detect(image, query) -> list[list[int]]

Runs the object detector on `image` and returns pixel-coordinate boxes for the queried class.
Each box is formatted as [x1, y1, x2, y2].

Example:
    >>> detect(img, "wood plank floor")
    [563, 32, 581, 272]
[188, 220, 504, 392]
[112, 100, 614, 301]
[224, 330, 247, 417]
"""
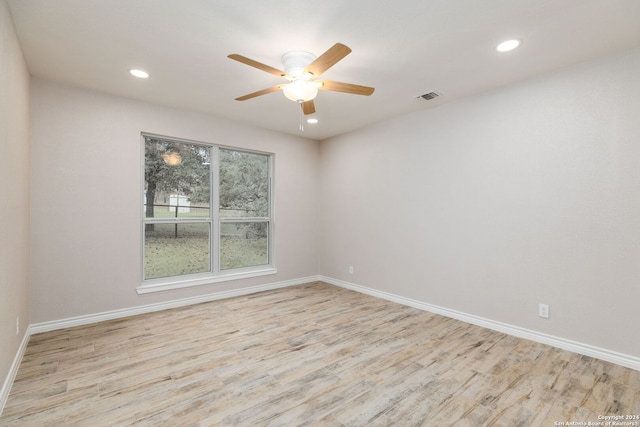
[2, 282, 639, 426]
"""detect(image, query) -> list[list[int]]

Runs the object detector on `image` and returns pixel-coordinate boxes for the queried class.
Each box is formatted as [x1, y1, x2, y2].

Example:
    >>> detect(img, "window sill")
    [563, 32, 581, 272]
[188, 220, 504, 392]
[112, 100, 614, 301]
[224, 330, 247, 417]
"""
[136, 267, 277, 294]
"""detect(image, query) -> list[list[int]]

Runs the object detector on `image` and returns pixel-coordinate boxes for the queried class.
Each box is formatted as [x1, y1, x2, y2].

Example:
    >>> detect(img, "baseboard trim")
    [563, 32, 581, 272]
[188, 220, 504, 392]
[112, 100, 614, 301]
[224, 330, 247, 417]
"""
[0, 326, 31, 416]
[321, 276, 640, 372]
[30, 276, 321, 335]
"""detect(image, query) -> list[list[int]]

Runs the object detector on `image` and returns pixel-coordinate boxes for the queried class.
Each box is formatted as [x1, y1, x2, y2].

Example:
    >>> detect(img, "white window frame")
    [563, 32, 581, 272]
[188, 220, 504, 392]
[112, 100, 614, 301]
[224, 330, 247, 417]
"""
[138, 134, 276, 294]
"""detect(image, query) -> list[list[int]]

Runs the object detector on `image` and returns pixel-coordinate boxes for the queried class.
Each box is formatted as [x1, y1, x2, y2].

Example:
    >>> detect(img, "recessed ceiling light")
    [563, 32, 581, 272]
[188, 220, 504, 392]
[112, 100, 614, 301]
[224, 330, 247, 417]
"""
[307, 118, 318, 124]
[496, 39, 520, 52]
[130, 69, 149, 79]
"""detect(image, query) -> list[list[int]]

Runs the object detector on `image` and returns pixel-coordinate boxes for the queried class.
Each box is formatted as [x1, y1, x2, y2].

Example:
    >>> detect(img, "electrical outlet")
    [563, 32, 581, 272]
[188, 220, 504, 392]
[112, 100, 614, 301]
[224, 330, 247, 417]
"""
[348, 266, 354, 275]
[538, 304, 550, 319]
[16, 317, 20, 336]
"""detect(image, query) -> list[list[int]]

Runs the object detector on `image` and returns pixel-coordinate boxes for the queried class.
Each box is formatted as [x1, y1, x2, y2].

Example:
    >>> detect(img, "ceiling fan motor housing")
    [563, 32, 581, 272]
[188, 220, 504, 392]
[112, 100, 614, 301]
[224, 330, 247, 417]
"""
[281, 51, 316, 79]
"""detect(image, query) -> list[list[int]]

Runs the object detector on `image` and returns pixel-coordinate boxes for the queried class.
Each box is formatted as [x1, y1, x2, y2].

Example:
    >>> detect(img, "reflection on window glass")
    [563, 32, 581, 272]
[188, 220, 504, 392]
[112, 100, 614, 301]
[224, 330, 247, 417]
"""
[220, 222, 268, 270]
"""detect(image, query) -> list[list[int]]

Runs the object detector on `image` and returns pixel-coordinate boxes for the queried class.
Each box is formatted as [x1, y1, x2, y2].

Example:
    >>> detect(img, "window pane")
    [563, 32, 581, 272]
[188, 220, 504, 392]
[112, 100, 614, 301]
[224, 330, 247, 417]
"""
[144, 138, 210, 219]
[220, 222, 268, 270]
[144, 222, 211, 279]
[219, 149, 269, 218]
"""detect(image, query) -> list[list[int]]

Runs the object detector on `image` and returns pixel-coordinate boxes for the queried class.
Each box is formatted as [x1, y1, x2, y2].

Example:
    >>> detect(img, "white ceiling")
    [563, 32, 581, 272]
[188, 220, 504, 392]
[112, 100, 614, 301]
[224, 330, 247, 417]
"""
[7, 0, 640, 140]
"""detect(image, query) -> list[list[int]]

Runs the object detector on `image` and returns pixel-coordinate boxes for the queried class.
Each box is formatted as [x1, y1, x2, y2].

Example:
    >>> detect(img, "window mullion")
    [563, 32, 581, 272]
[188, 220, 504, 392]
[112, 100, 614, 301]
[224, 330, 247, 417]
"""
[211, 146, 220, 274]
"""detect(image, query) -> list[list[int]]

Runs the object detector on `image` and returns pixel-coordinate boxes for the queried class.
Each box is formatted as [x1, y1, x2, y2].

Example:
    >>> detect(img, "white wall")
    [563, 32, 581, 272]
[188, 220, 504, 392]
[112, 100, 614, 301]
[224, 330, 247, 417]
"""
[0, 0, 30, 399]
[319, 48, 640, 358]
[29, 79, 319, 323]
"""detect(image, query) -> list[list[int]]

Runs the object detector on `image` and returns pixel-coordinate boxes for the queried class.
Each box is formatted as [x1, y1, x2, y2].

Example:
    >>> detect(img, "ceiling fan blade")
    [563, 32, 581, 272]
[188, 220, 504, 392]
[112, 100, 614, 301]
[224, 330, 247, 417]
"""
[301, 100, 316, 115]
[228, 54, 286, 78]
[318, 80, 375, 96]
[235, 86, 283, 101]
[304, 43, 352, 77]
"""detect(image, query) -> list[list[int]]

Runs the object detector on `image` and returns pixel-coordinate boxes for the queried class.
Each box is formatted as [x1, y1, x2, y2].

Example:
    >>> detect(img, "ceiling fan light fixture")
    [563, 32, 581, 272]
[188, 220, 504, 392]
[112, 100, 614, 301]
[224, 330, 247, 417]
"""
[283, 79, 318, 102]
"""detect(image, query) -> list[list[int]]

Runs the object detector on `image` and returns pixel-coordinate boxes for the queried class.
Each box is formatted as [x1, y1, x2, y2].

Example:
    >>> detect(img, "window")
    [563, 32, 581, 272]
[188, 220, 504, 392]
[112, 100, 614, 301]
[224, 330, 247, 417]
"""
[141, 135, 274, 292]
[219, 149, 270, 270]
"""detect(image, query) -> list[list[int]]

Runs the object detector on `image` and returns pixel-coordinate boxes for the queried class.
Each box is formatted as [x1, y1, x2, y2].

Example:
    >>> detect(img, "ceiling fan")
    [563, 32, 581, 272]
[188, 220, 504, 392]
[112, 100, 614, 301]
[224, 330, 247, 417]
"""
[228, 43, 374, 115]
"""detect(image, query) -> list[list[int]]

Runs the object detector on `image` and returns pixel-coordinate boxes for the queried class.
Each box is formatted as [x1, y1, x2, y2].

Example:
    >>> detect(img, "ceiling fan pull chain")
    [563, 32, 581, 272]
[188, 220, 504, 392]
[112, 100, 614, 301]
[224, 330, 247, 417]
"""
[298, 102, 304, 132]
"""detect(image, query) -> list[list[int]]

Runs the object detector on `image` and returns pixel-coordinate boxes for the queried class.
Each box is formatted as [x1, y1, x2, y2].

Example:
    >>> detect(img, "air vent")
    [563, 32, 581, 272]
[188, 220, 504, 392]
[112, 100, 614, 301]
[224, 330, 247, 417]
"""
[417, 91, 440, 101]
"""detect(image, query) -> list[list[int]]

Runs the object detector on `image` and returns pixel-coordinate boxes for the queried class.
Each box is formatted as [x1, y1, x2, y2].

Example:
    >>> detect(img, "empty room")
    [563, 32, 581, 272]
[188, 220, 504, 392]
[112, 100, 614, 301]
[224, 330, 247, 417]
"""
[1, 0, 639, 425]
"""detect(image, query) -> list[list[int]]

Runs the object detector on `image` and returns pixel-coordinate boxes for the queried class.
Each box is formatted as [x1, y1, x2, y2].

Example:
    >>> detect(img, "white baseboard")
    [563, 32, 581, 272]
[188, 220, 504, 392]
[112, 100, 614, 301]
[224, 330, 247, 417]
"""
[30, 276, 321, 334]
[0, 326, 31, 416]
[320, 276, 640, 372]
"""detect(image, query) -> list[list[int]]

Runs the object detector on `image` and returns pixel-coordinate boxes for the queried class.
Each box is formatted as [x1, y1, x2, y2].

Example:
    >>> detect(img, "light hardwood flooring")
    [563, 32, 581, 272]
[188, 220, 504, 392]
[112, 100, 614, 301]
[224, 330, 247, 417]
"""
[1, 282, 639, 426]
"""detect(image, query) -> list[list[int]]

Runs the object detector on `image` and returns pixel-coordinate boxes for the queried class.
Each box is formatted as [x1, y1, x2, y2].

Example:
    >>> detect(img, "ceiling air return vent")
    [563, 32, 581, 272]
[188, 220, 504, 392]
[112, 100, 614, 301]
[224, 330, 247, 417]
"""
[417, 91, 440, 101]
